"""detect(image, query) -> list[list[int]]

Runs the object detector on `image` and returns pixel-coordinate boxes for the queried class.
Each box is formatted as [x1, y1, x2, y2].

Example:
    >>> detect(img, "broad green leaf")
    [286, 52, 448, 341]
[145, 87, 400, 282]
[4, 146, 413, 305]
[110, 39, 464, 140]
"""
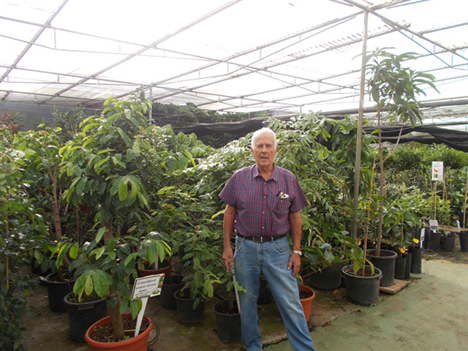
[96, 227, 107, 244]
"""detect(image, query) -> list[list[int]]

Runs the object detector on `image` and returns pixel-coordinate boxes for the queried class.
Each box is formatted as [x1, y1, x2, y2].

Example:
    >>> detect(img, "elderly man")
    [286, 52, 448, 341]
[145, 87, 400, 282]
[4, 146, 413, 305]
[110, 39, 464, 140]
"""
[219, 127, 315, 351]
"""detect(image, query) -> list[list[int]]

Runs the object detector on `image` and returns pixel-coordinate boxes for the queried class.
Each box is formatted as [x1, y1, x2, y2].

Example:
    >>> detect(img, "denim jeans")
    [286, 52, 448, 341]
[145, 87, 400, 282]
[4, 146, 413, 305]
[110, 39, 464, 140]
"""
[234, 235, 315, 351]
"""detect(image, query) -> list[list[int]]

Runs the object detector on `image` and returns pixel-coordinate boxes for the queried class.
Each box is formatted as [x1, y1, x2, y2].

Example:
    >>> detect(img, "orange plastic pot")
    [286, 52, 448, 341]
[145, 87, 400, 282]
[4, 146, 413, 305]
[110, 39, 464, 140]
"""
[298, 284, 316, 323]
[85, 314, 153, 351]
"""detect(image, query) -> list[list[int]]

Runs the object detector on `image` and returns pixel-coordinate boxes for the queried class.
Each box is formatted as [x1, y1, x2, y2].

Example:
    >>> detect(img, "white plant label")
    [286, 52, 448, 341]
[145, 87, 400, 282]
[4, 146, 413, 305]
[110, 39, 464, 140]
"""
[432, 161, 444, 181]
[131, 274, 165, 300]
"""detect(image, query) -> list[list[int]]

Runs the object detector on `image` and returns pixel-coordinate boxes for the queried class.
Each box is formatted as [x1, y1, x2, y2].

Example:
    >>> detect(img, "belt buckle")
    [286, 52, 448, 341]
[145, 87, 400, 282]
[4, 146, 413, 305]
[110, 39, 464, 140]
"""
[260, 236, 264, 243]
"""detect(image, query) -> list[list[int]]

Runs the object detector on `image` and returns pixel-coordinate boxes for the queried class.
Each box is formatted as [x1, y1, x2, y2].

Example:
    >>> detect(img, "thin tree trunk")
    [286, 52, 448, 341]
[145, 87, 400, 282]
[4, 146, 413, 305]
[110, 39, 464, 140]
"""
[50, 172, 62, 240]
[106, 292, 125, 340]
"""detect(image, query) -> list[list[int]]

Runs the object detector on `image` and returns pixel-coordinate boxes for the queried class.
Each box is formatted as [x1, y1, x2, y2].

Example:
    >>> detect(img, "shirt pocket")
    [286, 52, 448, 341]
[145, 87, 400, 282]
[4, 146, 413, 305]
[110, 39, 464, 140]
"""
[274, 197, 291, 214]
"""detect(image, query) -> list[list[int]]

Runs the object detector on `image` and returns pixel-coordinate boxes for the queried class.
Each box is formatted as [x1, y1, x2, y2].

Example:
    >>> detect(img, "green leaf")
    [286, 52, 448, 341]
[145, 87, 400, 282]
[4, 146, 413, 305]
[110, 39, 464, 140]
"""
[119, 179, 129, 201]
[85, 275, 93, 296]
[69, 243, 79, 259]
[107, 239, 116, 260]
[96, 227, 107, 244]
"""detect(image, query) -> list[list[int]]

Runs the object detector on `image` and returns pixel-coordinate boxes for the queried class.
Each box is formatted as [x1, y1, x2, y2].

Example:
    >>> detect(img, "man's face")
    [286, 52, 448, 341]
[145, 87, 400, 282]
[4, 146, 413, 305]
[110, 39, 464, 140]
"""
[251, 132, 278, 169]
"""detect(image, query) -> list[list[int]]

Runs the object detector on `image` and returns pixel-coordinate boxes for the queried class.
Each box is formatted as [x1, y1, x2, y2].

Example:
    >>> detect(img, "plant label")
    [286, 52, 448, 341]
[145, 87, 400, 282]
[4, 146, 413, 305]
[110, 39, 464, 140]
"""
[131, 274, 165, 300]
[432, 161, 444, 181]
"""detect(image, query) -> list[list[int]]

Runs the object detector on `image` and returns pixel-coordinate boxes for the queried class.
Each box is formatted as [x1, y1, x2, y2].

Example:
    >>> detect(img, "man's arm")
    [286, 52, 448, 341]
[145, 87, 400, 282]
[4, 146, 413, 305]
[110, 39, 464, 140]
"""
[288, 211, 302, 278]
[223, 204, 237, 271]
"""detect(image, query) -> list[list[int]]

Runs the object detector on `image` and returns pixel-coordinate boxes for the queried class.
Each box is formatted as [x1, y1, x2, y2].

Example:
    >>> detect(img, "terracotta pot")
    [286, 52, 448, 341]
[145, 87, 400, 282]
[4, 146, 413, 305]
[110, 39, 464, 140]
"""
[85, 314, 153, 351]
[298, 284, 316, 323]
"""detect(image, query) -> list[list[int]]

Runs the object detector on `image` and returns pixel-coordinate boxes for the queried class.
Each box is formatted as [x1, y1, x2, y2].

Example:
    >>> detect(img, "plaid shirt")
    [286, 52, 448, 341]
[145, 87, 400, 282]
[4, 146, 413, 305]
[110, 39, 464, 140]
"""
[219, 164, 308, 237]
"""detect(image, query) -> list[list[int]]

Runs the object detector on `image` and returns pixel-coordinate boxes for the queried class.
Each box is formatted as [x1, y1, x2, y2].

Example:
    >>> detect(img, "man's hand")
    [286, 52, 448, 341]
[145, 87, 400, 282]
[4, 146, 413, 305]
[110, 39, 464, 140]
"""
[223, 246, 234, 272]
[288, 252, 301, 278]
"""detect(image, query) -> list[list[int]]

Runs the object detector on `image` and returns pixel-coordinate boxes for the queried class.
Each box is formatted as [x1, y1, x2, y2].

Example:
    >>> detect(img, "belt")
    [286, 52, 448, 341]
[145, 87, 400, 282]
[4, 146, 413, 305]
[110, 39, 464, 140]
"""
[237, 234, 286, 243]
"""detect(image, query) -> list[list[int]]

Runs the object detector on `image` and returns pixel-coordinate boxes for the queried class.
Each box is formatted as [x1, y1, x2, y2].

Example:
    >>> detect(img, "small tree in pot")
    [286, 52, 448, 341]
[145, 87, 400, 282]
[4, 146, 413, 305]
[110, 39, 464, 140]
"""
[59, 92, 171, 341]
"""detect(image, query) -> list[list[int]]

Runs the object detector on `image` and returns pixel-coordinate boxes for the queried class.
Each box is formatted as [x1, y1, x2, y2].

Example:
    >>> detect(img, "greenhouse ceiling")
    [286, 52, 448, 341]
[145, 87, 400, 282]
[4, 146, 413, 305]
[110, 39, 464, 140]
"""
[1, 0, 468, 120]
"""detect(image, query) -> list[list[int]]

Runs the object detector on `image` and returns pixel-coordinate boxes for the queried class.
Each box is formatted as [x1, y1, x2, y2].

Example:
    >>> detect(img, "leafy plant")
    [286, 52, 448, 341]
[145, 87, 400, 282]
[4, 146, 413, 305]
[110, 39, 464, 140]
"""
[365, 48, 438, 255]
[59, 92, 172, 341]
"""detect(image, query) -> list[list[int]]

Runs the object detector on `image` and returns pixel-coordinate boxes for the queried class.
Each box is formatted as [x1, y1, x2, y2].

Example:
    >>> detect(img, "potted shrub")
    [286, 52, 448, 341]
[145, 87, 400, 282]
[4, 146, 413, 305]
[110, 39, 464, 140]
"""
[174, 225, 222, 326]
[213, 266, 244, 343]
[342, 243, 382, 306]
[58, 92, 171, 346]
[364, 48, 438, 265]
[301, 230, 351, 291]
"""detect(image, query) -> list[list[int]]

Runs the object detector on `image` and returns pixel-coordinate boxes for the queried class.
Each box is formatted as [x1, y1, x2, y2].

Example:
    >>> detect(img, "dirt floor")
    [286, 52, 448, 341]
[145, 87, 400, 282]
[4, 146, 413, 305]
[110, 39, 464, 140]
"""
[22, 237, 468, 351]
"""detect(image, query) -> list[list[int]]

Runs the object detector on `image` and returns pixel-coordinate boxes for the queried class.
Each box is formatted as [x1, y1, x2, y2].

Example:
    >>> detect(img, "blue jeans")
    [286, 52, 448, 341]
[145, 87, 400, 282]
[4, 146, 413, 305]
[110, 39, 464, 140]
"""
[234, 235, 315, 351]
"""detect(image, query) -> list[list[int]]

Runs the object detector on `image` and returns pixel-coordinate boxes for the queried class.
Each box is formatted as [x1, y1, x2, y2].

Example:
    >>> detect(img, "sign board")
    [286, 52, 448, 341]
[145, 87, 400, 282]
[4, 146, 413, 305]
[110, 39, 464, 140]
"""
[131, 274, 165, 300]
[431, 161, 444, 181]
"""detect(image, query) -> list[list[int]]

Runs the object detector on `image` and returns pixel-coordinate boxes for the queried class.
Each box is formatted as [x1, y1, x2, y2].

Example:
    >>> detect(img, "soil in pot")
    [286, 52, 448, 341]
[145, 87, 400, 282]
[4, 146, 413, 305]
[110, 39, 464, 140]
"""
[85, 314, 153, 351]
[367, 249, 397, 287]
[214, 300, 241, 343]
[88, 315, 150, 343]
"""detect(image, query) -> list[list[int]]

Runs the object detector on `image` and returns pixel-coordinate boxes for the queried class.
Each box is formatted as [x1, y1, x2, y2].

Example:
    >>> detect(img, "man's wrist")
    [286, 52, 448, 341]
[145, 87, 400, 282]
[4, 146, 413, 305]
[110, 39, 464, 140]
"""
[293, 250, 302, 256]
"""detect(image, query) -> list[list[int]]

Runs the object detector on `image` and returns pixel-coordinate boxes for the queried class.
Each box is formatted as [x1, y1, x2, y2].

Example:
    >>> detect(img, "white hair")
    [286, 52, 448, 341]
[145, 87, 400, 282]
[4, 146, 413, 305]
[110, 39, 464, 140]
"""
[251, 127, 277, 148]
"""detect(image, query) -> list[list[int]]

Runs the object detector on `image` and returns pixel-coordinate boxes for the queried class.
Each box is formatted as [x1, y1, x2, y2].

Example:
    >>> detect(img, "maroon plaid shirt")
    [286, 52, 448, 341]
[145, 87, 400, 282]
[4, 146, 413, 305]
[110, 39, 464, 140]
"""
[219, 164, 308, 237]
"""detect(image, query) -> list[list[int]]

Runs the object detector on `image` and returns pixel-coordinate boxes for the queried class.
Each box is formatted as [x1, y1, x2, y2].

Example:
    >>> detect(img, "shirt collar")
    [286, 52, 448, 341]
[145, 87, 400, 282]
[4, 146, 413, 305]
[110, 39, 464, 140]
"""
[252, 164, 279, 182]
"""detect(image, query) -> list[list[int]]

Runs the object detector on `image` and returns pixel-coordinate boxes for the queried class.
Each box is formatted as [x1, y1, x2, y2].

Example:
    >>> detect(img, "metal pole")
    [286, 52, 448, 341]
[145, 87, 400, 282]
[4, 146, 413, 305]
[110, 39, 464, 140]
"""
[352, 10, 369, 238]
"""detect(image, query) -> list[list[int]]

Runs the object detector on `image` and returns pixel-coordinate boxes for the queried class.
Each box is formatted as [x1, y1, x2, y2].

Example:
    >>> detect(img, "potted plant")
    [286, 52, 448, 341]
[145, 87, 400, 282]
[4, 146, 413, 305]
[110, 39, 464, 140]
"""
[301, 230, 351, 291]
[174, 226, 222, 326]
[364, 48, 438, 268]
[341, 243, 382, 306]
[58, 92, 171, 347]
[296, 276, 316, 324]
[213, 266, 244, 343]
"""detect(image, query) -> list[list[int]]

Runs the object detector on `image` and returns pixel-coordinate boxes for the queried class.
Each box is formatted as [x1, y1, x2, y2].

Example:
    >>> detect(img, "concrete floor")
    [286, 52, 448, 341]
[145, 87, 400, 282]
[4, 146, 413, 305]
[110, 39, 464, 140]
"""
[265, 259, 468, 351]
[24, 244, 468, 351]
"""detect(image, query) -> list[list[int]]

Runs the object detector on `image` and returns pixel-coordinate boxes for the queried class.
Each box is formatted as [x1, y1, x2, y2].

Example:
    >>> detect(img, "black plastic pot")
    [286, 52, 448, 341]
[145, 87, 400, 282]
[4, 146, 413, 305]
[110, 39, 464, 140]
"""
[63, 292, 107, 342]
[43, 273, 75, 312]
[367, 249, 397, 287]
[214, 300, 241, 343]
[160, 275, 184, 309]
[174, 289, 205, 326]
[342, 265, 382, 306]
[428, 231, 441, 251]
[440, 232, 455, 251]
[307, 263, 343, 291]
[403, 252, 412, 280]
[460, 231, 468, 252]
[409, 246, 422, 274]
[395, 255, 406, 280]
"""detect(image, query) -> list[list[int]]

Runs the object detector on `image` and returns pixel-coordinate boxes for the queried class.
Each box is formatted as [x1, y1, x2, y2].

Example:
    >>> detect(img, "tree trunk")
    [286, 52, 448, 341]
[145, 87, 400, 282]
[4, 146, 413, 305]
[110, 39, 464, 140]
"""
[50, 172, 63, 240]
[106, 292, 125, 340]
